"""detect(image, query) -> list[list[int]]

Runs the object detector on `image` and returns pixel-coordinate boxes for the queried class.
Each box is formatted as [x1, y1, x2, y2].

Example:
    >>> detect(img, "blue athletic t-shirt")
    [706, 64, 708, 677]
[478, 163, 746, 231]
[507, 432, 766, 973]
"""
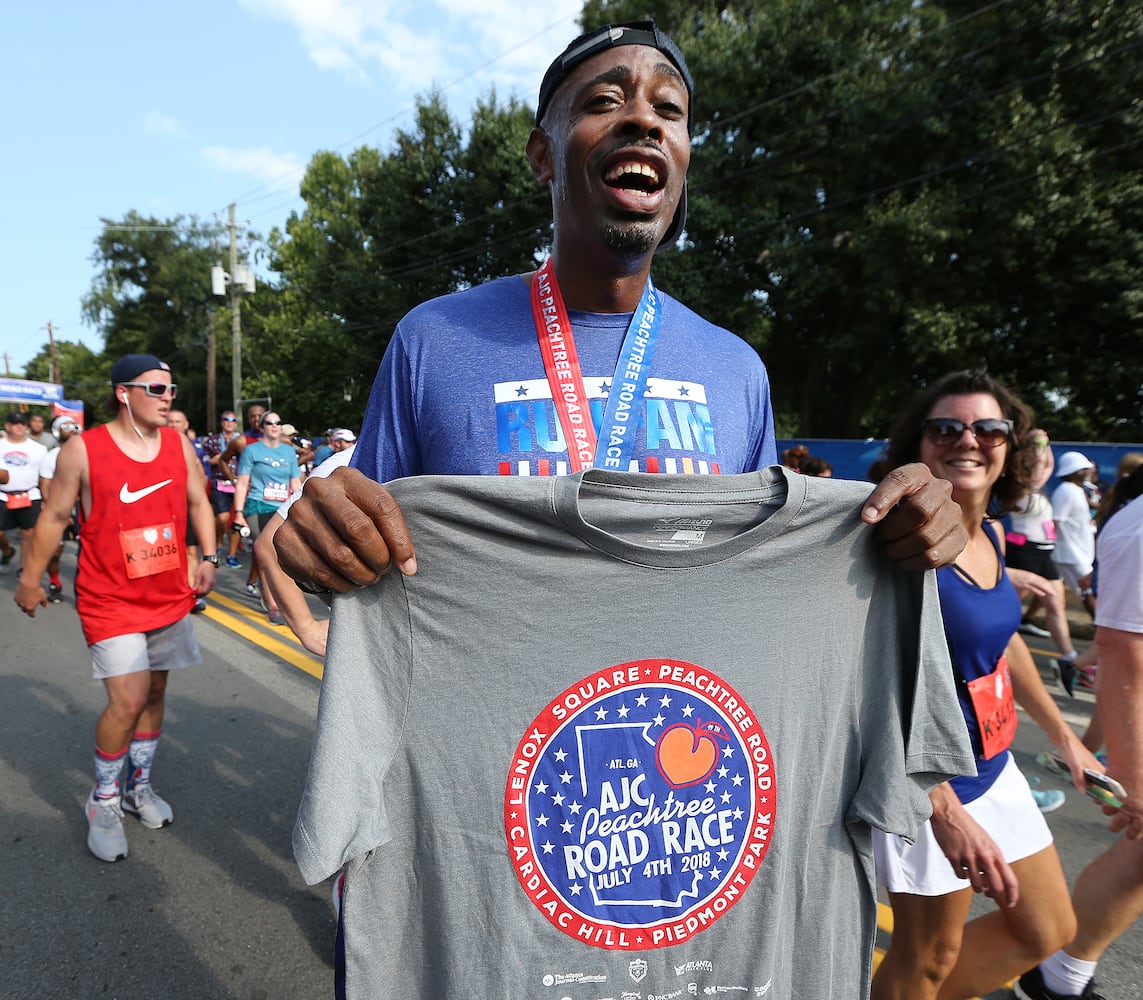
[351, 275, 776, 482]
[940, 523, 1023, 803]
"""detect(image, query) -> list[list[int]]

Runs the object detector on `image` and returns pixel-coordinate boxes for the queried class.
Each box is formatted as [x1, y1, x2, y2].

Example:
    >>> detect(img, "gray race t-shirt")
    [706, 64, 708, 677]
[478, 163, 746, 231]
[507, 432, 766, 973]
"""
[294, 468, 972, 999]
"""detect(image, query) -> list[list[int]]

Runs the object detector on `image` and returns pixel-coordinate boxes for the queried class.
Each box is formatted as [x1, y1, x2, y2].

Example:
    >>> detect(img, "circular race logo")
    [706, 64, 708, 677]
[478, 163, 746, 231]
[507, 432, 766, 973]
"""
[504, 658, 775, 950]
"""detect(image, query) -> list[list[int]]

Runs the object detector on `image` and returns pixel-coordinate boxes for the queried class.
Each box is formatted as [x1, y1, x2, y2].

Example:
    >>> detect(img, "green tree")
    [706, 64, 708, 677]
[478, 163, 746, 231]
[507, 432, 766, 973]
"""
[263, 91, 546, 433]
[81, 211, 256, 432]
[22, 340, 110, 428]
[581, 0, 1143, 440]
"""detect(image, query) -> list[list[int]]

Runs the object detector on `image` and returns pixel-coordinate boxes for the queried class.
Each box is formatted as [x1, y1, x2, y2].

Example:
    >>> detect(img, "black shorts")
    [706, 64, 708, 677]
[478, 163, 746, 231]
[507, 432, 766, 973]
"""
[1004, 539, 1059, 580]
[0, 497, 41, 531]
[210, 486, 235, 516]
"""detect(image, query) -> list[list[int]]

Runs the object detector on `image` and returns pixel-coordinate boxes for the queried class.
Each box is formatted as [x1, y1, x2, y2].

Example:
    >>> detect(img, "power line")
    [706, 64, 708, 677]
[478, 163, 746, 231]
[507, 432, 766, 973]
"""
[259, 3, 1132, 301]
[237, 0, 1042, 230]
[222, 12, 582, 217]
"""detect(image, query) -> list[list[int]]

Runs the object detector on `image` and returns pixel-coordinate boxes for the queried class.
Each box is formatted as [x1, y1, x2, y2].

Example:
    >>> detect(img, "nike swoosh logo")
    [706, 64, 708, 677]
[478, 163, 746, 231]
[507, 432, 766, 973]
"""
[119, 479, 173, 504]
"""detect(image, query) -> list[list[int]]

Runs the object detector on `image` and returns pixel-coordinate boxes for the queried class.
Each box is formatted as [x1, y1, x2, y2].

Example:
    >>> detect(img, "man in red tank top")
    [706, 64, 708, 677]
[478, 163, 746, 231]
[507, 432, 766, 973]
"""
[15, 354, 217, 862]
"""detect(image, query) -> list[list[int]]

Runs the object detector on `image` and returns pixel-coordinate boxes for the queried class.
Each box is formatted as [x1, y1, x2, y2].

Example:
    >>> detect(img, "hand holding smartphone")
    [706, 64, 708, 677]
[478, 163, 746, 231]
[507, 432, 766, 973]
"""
[1083, 768, 1127, 810]
[1052, 755, 1128, 809]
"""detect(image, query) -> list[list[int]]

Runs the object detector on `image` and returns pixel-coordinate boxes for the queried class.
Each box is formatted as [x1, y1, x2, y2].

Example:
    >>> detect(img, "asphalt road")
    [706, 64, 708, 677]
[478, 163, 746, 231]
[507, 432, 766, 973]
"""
[1, 542, 1140, 999]
[0, 544, 332, 999]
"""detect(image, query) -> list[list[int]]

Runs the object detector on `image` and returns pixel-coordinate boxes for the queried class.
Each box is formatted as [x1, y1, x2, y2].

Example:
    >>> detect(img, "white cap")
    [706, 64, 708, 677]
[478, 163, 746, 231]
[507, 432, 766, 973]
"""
[51, 415, 81, 438]
[1055, 451, 1095, 478]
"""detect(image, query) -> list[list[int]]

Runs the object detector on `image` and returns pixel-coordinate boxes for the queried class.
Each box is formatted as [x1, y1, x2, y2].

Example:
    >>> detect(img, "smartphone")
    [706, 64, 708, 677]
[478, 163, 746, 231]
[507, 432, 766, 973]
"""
[1050, 755, 1127, 809]
[1083, 768, 1127, 809]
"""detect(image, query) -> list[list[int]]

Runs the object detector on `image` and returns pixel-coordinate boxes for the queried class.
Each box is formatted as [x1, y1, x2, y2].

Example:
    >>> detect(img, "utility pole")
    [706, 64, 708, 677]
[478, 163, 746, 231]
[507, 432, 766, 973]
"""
[46, 321, 60, 384]
[206, 309, 217, 431]
[211, 204, 255, 418]
[229, 203, 241, 415]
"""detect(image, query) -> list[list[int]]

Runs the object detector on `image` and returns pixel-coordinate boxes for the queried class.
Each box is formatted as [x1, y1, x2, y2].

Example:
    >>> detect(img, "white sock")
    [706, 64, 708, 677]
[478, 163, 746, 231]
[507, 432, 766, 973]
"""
[1041, 950, 1097, 996]
[1060, 650, 1078, 661]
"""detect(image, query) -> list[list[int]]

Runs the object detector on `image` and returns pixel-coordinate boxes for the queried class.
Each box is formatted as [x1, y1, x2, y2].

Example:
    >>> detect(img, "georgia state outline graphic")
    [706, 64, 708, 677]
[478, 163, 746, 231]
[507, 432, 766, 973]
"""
[505, 658, 775, 950]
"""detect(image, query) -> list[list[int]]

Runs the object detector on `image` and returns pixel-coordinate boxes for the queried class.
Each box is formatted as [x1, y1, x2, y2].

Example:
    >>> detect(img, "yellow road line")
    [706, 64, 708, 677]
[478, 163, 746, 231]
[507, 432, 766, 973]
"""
[209, 591, 298, 637]
[1026, 644, 1062, 658]
[201, 599, 323, 680]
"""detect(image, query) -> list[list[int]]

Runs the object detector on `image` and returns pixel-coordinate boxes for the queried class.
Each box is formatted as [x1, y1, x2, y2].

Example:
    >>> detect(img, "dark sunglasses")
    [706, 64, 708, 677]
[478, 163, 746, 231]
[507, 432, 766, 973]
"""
[121, 381, 177, 399]
[924, 417, 1012, 448]
[222, 415, 237, 422]
[262, 419, 282, 426]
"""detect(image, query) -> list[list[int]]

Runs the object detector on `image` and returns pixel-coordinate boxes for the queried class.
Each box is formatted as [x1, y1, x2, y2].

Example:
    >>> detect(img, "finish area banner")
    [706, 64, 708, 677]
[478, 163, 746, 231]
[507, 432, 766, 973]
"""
[0, 377, 64, 406]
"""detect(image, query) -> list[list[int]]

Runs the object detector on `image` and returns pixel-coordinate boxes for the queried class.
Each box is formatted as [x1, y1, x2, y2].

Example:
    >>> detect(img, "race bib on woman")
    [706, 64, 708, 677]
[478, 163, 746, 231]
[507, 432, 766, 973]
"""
[967, 656, 1017, 760]
[262, 482, 289, 503]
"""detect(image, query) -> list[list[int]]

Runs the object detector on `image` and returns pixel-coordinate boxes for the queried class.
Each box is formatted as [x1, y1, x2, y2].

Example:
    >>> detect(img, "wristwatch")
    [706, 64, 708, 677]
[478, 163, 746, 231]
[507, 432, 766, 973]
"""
[202, 554, 220, 566]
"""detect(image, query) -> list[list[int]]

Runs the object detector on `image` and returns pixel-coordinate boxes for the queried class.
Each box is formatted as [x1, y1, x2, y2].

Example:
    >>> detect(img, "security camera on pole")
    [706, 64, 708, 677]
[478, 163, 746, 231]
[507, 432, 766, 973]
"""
[210, 203, 256, 415]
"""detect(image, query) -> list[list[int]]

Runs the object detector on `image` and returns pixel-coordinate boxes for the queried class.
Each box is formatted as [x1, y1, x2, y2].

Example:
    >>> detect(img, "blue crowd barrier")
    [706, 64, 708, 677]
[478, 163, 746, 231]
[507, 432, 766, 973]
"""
[777, 439, 1143, 491]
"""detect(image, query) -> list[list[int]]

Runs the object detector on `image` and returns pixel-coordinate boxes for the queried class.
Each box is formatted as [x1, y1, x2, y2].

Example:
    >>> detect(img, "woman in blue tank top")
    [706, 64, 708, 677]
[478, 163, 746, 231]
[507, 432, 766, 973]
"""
[870, 371, 1104, 1000]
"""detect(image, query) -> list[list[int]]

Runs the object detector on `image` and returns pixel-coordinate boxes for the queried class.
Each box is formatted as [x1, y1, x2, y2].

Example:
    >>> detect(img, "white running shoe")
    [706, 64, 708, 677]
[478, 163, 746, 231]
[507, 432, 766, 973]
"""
[85, 790, 128, 862]
[122, 783, 174, 829]
[245, 582, 268, 610]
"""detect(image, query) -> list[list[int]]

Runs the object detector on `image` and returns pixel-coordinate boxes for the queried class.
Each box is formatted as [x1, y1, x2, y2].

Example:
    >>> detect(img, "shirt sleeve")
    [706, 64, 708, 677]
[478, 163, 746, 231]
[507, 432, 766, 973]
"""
[850, 566, 976, 840]
[237, 445, 255, 477]
[293, 581, 411, 884]
[351, 325, 422, 483]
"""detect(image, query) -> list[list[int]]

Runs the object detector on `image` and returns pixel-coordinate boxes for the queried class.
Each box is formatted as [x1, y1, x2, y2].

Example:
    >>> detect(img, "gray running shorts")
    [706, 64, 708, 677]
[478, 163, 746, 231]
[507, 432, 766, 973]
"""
[90, 616, 202, 680]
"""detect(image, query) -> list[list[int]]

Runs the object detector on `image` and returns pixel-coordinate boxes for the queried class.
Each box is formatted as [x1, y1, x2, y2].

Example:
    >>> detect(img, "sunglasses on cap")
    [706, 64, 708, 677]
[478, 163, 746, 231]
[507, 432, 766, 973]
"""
[924, 417, 1013, 448]
[120, 381, 178, 399]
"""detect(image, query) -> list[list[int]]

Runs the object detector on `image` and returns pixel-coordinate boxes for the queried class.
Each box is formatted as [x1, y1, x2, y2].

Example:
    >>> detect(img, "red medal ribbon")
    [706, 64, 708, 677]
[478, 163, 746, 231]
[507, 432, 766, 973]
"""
[530, 259, 598, 472]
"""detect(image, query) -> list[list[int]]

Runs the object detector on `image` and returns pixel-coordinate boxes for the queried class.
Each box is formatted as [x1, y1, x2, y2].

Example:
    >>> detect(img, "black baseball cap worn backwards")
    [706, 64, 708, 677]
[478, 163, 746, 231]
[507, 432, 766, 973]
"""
[535, 20, 695, 130]
[110, 354, 172, 385]
[536, 20, 694, 251]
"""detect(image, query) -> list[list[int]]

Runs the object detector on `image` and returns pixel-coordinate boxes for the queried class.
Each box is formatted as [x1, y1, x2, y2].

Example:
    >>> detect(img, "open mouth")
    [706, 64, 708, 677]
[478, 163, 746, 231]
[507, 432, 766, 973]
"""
[603, 159, 665, 198]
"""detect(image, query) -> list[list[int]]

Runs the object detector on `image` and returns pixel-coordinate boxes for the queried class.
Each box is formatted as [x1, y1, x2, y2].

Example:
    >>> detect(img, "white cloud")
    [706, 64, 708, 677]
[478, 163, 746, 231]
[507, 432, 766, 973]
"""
[143, 110, 187, 138]
[237, 0, 581, 99]
[200, 145, 306, 193]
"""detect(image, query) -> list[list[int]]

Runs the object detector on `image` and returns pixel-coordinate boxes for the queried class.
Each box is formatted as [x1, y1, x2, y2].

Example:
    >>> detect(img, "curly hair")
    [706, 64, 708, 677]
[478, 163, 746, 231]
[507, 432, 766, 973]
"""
[781, 444, 810, 471]
[1096, 459, 1143, 530]
[875, 370, 1038, 516]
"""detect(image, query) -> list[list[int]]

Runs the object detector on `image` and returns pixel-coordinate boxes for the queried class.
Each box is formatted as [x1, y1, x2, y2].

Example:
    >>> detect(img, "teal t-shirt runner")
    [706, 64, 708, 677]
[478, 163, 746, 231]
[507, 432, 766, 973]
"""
[237, 440, 299, 515]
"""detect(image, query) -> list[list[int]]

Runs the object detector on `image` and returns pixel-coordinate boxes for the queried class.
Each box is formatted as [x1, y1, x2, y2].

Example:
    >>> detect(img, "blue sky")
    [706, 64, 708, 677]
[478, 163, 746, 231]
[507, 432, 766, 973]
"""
[2, 0, 583, 378]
